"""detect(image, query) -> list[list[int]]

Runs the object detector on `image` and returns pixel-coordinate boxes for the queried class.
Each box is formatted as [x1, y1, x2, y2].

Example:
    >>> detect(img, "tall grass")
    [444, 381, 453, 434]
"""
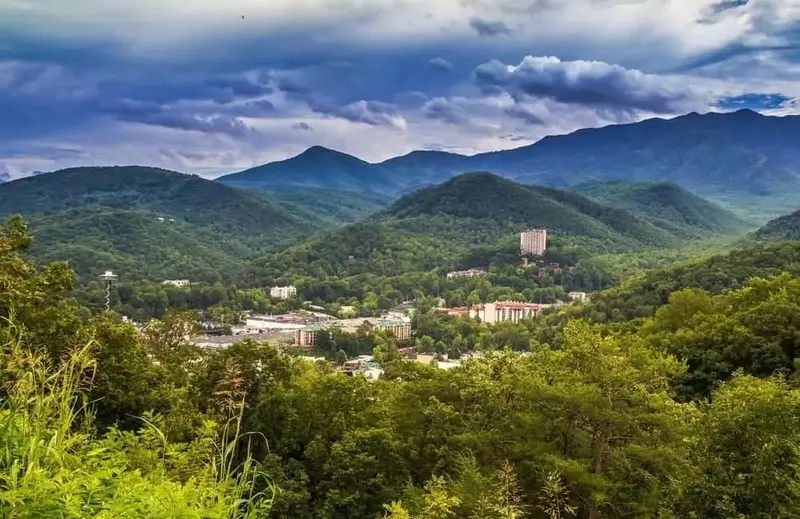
[0, 320, 273, 518]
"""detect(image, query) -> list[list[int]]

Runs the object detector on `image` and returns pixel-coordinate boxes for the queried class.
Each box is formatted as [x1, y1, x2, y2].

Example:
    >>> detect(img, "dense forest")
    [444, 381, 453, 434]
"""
[1, 168, 759, 292]
[5, 205, 800, 517]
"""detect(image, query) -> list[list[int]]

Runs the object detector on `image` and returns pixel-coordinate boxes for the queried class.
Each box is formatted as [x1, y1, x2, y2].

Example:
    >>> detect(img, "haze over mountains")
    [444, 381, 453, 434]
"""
[218, 110, 800, 220]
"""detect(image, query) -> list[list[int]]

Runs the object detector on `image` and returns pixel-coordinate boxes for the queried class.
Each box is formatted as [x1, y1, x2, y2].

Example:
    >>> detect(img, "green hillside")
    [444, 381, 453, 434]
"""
[574, 181, 752, 238]
[387, 172, 681, 248]
[752, 209, 800, 242]
[0, 166, 318, 238]
[27, 207, 248, 283]
[0, 166, 326, 282]
[272, 188, 394, 225]
[254, 172, 703, 281]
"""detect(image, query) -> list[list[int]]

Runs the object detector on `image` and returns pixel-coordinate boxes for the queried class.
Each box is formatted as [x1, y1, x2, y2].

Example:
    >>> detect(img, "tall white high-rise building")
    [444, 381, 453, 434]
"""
[270, 286, 297, 300]
[520, 229, 547, 256]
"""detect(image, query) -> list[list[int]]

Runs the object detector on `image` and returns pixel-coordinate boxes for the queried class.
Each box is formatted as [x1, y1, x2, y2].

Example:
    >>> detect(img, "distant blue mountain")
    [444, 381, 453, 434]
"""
[217, 145, 401, 193]
[216, 110, 800, 219]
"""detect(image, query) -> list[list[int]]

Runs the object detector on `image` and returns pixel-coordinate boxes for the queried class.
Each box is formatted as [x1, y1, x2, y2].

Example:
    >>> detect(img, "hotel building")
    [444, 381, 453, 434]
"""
[520, 229, 547, 256]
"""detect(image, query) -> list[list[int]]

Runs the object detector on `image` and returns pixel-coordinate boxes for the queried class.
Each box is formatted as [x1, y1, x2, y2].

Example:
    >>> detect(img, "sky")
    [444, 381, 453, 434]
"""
[1, 0, 799, 178]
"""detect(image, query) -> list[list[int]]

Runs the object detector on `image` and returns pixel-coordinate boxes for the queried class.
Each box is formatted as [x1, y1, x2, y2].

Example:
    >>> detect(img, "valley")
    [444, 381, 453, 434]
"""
[2, 110, 800, 519]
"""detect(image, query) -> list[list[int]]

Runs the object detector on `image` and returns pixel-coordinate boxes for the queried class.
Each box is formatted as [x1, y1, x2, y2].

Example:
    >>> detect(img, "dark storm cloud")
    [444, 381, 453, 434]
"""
[309, 99, 404, 128]
[226, 99, 277, 117]
[119, 110, 256, 138]
[94, 97, 259, 137]
[504, 105, 545, 124]
[104, 72, 274, 105]
[469, 17, 513, 37]
[474, 56, 702, 113]
[422, 97, 471, 125]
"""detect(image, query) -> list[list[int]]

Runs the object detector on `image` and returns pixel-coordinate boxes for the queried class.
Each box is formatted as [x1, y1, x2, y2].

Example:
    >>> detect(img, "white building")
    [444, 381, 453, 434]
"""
[469, 301, 544, 324]
[270, 286, 297, 300]
[446, 268, 487, 279]
[568, 292, 590, 303]
[520, 229, 547, 256]
[163, 279, 190, 287]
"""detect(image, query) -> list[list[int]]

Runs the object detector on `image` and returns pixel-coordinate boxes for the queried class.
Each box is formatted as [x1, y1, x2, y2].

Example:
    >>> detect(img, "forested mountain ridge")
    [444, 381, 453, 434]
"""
[386, 172, 701, 247]
[253, 172, 727, 283]
[0, 165, 319, 236]
[573, 180, 751, 238]
[26, 207, 251, 283]
[0, 166, 327, 282]
[752, 209, 800, 242]
[218, 111, 800, 219]
[217, 146, 400, 193]
[272, 188, 394, 225]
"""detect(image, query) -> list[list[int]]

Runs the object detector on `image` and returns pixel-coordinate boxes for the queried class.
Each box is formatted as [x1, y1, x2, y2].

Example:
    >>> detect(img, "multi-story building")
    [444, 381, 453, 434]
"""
[520, 229, 547, 256]
[446, 268, 487, 279]
[295, 318, 412, 347]
[568, 291, 590, 303]
[374, 320, 412, 340]
[469, 301, 544, 324]
[270, 285, 297, 300]
[163, 279, 190, 287]
[294, 325, 322, 348]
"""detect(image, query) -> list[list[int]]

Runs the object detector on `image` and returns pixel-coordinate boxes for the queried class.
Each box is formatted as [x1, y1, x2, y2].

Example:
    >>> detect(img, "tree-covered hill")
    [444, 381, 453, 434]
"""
[752, 209, 800, 242]
[574, 241, 800, 323]
[0, 166, 327, 282]
[272, 188, 394, 225]
[387, 172, 683, 248]
[573, 180, 752, 238]
[253, 172, 724, 282]
[217, 146, 400, 193]
[0, 165, 320, 237]
[27, 207, 252, 283]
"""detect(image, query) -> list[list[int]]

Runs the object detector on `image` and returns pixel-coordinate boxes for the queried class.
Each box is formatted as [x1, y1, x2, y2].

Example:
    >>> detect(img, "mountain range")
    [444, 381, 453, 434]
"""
[218, 110, 800, 221]
[0, 161, 787, 286]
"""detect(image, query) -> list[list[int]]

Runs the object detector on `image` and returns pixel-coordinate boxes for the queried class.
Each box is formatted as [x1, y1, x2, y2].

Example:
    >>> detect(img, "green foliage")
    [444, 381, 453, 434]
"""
[679, 374, 800, 518]
[0, 334, 272, 517]
[752, 208, 800, 242]
[0, 166, 326, 283]
[582, 241, 800, 323]
[272, 188, 394, 225]
[639, 274, 800, 399]
[573, 180, 751, 238]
